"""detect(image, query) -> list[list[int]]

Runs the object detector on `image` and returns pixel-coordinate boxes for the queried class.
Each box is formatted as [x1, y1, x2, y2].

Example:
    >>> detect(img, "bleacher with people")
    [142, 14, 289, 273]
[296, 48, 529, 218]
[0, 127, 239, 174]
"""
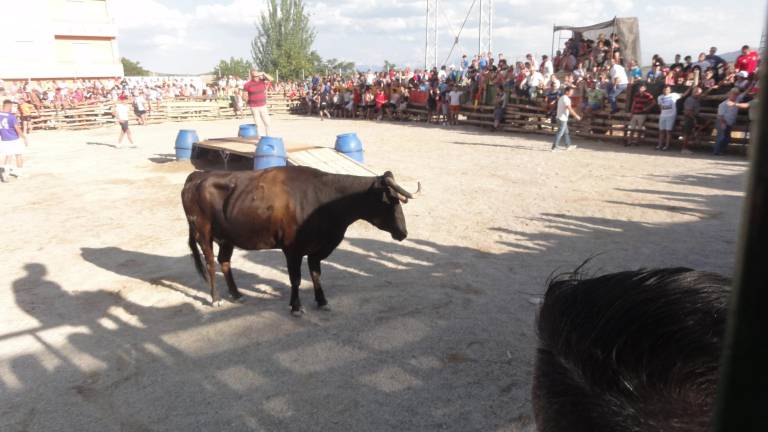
[0, 42, 758, 154]
[274, 41, 758, 155]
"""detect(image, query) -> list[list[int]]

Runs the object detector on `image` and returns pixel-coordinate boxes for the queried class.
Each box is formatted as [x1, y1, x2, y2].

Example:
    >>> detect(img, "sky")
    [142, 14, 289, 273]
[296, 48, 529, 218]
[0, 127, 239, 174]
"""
[112, 0, 766, 74]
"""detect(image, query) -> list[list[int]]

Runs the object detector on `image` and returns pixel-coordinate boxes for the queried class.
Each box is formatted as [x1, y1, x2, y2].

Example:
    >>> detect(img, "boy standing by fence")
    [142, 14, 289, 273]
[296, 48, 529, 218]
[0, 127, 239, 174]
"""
[447, 85, 463, 126]
[552, 86, 581, 151]
[625, 84, 655, 147]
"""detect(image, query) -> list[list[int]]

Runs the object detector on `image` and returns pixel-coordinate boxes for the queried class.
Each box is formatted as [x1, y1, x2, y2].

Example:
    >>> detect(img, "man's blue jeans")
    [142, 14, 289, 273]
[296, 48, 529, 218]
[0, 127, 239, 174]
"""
[553, 120, 571, 149]
[714, 124, 732, 155]
[608, 83, 627, 112]
[527, 85, 538, 101]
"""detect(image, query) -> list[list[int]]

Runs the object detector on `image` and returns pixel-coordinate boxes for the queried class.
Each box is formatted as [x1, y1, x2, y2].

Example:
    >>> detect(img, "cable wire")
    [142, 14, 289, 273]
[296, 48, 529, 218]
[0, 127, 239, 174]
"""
[441, 0, 478, 67]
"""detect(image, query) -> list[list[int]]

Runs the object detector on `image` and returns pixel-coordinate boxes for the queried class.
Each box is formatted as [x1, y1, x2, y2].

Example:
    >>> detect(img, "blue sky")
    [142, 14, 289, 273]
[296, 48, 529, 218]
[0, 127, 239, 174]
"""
[112, 0, 765, 74]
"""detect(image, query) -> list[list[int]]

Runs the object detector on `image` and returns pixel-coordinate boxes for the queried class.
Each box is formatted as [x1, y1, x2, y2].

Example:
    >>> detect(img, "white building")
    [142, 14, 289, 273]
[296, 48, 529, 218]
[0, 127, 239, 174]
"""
[0, 0, 123, 80]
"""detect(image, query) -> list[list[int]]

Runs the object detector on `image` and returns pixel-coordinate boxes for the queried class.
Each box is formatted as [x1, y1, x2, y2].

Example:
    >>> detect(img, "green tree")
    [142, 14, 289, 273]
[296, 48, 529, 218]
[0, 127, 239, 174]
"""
[382, 60, 396, 72]
[251, 0, 316, 80]
[213, 57, 253, 79]
[121, 57, 150, 76]
[314, 56, 356, 77]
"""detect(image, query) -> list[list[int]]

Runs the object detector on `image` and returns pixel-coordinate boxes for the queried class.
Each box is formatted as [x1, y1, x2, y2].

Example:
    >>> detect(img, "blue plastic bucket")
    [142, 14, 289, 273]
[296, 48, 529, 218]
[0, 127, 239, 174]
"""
[175, 129, 199, 160]
[238, 124, 259, 138]
[335, 133, 364, 163]
[254, 136, 287, 170]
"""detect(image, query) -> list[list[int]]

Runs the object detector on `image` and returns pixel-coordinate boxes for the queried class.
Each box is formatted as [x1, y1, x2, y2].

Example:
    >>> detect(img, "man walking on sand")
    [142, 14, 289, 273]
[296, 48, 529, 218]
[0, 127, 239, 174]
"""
[243, 69, 272, 138]
[0, 99, 28, 182]
[552, 86, 581, 151]
[113, 95, 135, 148]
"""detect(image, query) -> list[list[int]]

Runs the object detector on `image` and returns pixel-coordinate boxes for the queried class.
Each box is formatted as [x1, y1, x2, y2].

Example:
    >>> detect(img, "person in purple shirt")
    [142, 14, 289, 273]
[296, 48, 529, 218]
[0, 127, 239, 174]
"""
[0, 99, 28, 182]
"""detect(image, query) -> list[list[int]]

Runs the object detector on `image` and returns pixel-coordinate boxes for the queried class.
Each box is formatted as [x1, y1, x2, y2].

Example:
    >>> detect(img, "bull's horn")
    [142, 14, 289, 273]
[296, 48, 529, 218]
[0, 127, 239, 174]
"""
[385, 177, 421, 199]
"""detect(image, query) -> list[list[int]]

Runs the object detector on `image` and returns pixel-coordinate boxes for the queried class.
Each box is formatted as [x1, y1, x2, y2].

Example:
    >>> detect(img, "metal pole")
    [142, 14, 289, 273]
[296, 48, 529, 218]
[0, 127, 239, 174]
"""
[550, 25, 556, 61]
[425, 0, 429, 70]
[714, 46, 768, 432]
[488, 0, 493, 55]
[434, 0, 439, 67]
[478, 0, 482, 57]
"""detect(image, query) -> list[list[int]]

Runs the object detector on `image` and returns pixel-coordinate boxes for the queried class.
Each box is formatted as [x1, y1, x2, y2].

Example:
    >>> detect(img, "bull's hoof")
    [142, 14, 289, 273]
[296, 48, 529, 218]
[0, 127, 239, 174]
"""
[212, 300, 224, 308]
[290, 308, 305, 317]
[318, 304, 331, 311]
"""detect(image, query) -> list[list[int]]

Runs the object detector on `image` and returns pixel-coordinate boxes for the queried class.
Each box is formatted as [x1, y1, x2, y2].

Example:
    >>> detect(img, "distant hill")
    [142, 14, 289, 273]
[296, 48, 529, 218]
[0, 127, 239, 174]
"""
[720, 51, 740, 62]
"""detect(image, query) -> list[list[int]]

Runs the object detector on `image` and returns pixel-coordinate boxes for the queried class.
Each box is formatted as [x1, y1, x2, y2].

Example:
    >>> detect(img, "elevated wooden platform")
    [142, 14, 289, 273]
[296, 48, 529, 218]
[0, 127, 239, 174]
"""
[193, 138, 377, 177]
[287, 147, 376, 176]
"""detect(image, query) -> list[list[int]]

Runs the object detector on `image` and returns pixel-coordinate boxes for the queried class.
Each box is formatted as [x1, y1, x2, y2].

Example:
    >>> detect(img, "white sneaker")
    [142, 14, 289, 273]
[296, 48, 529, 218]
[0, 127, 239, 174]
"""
[0, 168, 8, 183]
[567, 145, 578, 150]
[9, 168, 22, 178]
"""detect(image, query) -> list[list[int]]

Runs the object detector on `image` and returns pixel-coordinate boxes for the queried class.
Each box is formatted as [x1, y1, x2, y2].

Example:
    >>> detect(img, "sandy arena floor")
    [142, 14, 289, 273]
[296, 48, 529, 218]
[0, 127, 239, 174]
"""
[0, 114, 748, 431]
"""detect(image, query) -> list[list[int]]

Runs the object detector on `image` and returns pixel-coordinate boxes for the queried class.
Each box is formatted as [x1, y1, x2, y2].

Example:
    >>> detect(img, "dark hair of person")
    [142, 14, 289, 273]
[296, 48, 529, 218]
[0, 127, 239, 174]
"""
[533, 267, 730, 432]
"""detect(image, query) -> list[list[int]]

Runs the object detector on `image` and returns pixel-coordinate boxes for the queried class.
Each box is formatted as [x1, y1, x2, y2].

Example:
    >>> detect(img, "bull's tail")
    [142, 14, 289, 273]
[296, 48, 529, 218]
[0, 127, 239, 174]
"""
[188, 222, 208, 282]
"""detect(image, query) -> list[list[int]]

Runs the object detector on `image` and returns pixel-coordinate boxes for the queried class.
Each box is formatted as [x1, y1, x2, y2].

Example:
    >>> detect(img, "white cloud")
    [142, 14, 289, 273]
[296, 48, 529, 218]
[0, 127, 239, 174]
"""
[113, 0, 764, 73]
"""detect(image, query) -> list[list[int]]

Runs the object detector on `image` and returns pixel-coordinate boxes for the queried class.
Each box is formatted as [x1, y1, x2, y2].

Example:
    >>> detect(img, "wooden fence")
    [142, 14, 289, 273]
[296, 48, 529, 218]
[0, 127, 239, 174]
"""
[26, 94, 298, 131]
[409, 88, 752, 152]
[27, 87, 751, 154]
[284, 87, 750, 152]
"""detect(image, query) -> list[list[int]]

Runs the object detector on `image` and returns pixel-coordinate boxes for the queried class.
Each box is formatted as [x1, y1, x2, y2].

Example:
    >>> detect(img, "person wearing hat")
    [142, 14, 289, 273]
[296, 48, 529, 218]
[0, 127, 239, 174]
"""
[243, 69, 273, 138]
[725, 81, 760, 145]
[735, 71, 751, 91]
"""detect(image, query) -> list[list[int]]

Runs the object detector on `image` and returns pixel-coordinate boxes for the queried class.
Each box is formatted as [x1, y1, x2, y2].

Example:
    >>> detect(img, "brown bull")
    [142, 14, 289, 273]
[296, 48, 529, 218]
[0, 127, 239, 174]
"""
[181, 166, 419, 315]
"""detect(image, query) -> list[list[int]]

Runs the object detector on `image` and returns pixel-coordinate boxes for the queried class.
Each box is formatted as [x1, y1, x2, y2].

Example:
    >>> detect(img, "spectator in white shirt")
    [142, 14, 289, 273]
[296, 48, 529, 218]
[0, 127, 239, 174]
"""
[526, 65, 545, 101]
[656, 85, 693, 150]
[526, 53, 538, 72]
[540, 55, 554, 78]
[446, 85, 464, 126]
[552, 86, 581, 151]
[607, 58, 629, 113]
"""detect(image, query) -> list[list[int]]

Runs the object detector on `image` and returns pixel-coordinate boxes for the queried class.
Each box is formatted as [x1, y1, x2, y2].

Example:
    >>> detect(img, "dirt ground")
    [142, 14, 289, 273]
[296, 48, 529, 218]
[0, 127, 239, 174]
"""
[0, 114, 748, 431]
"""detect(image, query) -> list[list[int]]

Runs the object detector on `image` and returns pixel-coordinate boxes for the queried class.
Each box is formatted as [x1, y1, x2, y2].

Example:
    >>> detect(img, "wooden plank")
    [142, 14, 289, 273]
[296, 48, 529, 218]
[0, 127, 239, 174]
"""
[195, 139, 257, 158]
[287, 147, 377, 177]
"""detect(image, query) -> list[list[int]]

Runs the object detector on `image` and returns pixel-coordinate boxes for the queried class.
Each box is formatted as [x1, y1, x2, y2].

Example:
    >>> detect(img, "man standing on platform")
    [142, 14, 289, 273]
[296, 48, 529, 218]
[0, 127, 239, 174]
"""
[607, 58, 629, 114]
[243, 69, 272, 139]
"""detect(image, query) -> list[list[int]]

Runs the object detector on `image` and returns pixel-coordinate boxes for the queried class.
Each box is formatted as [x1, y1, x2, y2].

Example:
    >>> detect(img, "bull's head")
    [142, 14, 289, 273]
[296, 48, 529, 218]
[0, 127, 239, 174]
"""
[369, 171, 421, 241]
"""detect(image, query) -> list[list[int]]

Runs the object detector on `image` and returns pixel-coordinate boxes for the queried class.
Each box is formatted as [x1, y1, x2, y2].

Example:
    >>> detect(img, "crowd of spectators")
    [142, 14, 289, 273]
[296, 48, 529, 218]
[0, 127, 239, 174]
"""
[0, 38, 760, 152]
[269, 39, 760, 154]
[0, 76, 214, 113]
[0, 75, 223, 131]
